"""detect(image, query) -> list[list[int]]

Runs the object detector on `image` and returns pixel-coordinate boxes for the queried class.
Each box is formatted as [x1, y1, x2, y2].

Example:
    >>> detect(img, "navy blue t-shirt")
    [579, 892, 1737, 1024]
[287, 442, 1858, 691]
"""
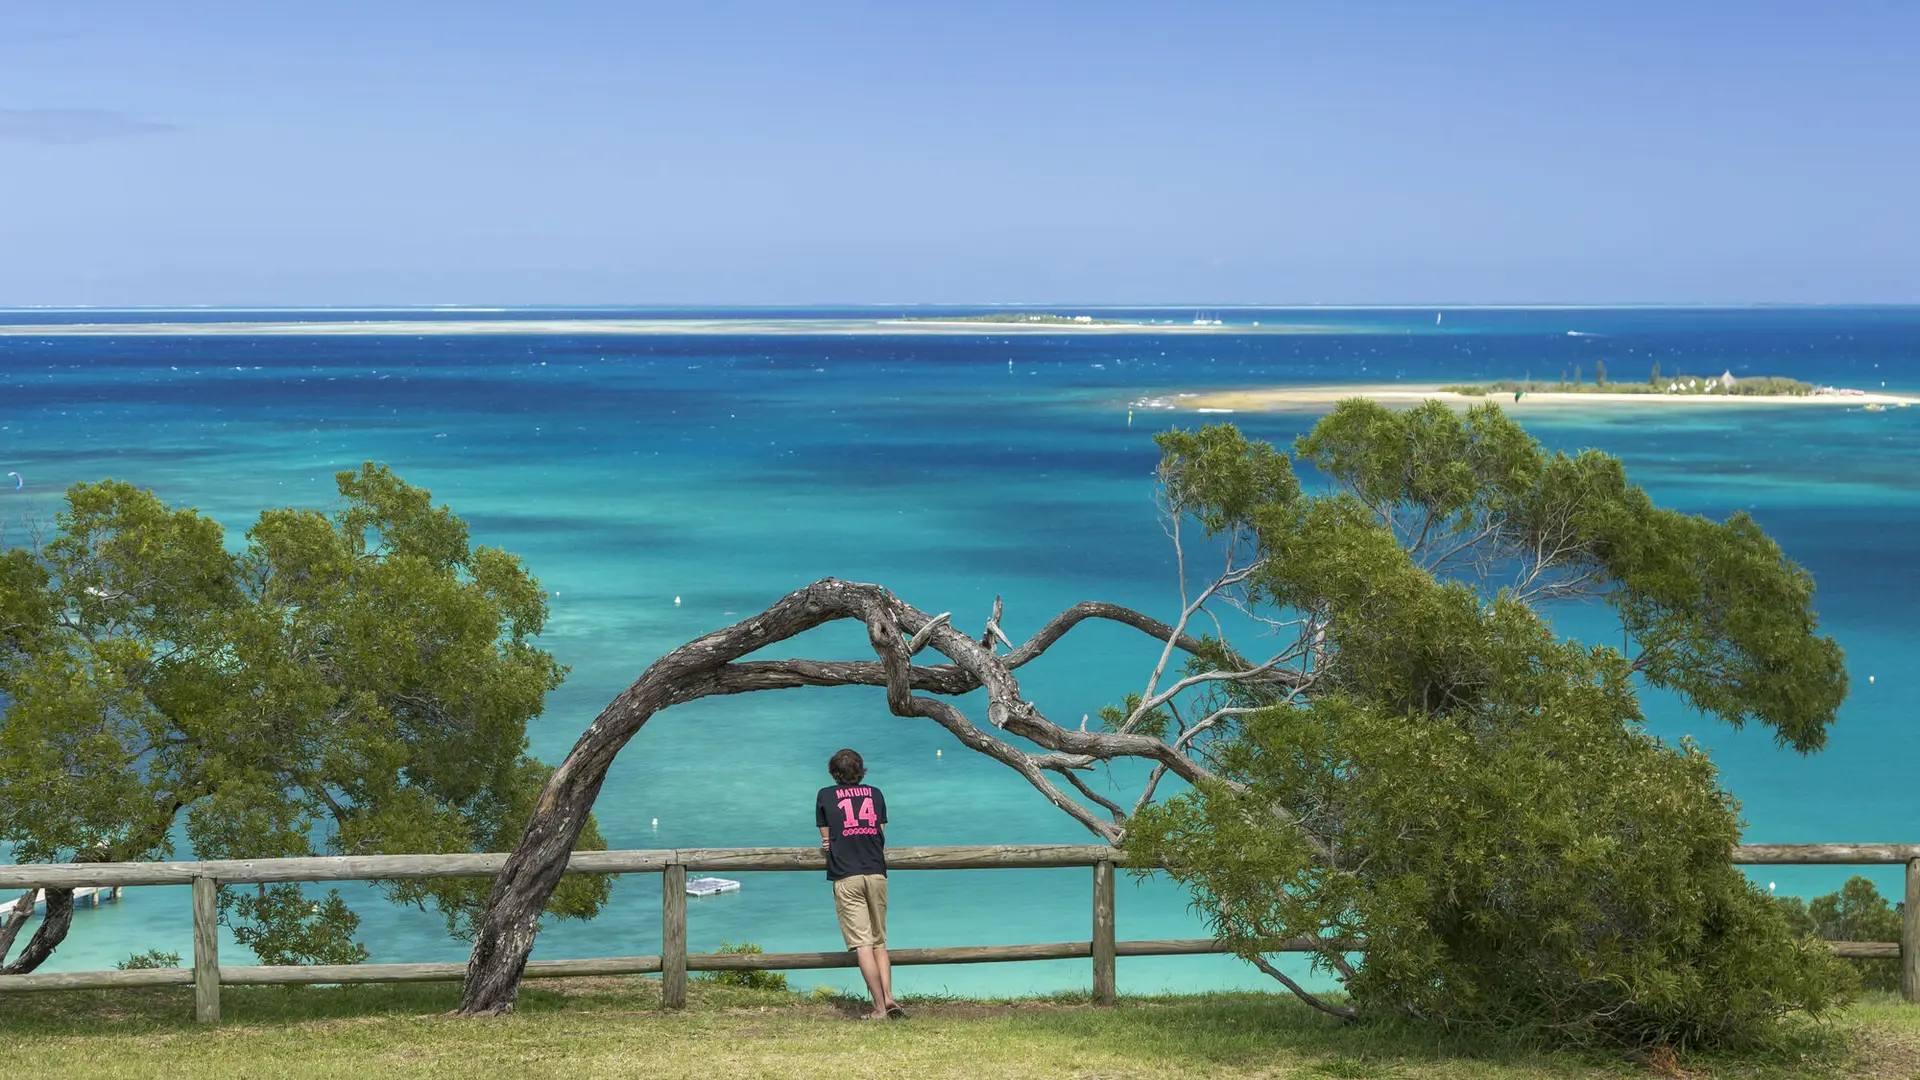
[815, 783, 887, 880]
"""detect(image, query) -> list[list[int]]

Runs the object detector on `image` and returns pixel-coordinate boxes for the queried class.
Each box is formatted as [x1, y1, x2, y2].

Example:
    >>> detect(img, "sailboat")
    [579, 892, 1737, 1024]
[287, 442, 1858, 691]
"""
[1435, 312, 1443, 325]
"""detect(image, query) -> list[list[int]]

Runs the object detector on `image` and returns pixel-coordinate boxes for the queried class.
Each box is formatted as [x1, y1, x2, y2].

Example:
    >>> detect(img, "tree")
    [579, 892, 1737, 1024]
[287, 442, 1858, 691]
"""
[1574, 363, 1583, 386]
[1775, 877, 1904, 993]
[0, 467, 609, 973]
[1651, 360, 1664, 388]
[1596, 359, 1608, 386]
[461, 403, 1849, 1048]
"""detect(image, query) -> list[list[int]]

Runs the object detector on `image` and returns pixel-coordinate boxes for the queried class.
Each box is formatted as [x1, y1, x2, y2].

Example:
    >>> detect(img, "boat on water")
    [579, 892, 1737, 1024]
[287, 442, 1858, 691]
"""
[685, 876, 740, 897]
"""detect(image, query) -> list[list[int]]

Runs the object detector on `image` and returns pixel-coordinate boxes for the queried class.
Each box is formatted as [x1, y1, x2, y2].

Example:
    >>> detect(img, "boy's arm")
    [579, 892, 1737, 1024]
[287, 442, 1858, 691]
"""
[819, 826, 831, 851]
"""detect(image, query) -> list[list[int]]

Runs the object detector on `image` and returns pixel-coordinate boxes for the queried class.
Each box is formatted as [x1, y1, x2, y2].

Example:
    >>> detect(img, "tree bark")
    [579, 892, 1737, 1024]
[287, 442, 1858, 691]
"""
[1, 888, 74, 975]
[0, 890, 35, 966]
[458, 578, 1221, 1015]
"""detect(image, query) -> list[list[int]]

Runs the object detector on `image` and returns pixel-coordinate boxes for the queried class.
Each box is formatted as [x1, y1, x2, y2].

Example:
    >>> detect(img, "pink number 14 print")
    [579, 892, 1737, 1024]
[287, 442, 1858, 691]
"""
[837, 797, 878, 830]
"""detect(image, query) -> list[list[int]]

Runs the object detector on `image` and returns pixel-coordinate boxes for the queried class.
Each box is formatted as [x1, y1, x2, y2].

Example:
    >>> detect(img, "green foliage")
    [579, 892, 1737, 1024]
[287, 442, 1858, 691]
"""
[1124, 407, 1852, 1050]
[1595, 359, 1607, 386]
[1774, 877, 1903, 993]
[0, 466, 609, 969]
[1726, 376, 1814, 396]
[1442, 375, 1812, 397]
[699, 941, 789, 990]
[1155, 425, 1300, 537]
[115, 949, 182, 969]
[1096, 692, 1173, 739]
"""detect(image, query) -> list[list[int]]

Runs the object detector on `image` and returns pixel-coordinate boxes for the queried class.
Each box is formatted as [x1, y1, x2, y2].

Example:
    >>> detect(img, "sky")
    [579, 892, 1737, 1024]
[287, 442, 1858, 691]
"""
[2, 1, 1917, 306]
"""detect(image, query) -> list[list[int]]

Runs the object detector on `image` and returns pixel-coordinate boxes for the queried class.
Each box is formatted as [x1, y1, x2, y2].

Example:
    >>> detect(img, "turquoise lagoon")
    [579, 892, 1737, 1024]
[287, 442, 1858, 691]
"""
[2, 306, 1917, 994]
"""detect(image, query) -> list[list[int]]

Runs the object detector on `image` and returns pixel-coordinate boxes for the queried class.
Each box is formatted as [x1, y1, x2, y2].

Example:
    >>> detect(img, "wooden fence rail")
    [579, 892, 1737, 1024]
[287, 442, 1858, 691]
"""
[0, 843, 1912, 1022]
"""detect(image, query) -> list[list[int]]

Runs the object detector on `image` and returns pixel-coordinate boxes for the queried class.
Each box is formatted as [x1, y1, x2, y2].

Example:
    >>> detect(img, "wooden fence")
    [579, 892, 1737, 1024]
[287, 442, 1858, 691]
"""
[0, 842, 1913, 1022]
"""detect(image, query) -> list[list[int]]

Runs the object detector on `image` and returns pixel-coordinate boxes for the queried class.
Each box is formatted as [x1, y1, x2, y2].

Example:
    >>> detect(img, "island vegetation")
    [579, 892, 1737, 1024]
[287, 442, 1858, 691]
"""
[1444, 362, 1816, 396]
[900, 312, 1131, 325]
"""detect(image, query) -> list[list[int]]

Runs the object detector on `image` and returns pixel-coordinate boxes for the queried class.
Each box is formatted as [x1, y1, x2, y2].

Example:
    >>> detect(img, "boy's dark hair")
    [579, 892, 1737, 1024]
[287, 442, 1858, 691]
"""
[828, 748, 866, 786]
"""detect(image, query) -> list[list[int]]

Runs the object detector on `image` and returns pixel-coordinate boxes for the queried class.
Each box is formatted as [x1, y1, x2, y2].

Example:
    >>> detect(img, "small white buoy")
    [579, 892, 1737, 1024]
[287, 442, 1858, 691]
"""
[936, 749, 942, 757]
[652, 818, 659, 828]
[673, 596, 681, 606]
[1869, 675, 1875, 684]
[1769, 882, 1776, 892]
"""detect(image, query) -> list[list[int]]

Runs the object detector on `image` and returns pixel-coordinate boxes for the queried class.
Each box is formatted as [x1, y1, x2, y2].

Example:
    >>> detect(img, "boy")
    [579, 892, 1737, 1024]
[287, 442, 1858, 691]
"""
[816, 748, 904, 1020]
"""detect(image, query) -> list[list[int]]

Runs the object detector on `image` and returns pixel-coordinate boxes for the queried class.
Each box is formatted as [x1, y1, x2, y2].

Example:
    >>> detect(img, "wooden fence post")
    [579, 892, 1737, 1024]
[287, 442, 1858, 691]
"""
[1092, 860, 1116, 1007]
[192, 876, 220, 1023]
[1904, 859, 1920, 1004]
[662, 863, 687, 1009]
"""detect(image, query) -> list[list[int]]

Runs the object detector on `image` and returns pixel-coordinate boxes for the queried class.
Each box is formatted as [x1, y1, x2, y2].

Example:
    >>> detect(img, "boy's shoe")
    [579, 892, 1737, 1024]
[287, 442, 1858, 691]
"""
[886, 1003, 908, 1019]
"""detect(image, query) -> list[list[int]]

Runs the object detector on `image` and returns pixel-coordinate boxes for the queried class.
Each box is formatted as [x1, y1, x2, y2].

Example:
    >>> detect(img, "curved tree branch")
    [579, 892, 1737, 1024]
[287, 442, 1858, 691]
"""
[458, 579, 1226, 1014]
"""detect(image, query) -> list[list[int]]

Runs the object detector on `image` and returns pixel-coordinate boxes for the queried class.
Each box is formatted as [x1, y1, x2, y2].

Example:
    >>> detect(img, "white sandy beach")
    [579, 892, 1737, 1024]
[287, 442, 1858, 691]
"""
[1147, 385, 1920, 412]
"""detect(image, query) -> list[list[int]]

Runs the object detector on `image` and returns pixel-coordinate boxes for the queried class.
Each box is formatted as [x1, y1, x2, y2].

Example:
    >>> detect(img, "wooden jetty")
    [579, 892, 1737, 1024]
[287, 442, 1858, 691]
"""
[0, 885, 124, 917]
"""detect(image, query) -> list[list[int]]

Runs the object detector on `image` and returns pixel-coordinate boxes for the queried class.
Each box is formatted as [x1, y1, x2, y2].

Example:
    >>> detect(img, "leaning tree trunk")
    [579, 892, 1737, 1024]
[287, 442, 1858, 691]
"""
[0, 890, 35, 967]
[1, 887, 74, 975]
[458, 577, 1232, 1015]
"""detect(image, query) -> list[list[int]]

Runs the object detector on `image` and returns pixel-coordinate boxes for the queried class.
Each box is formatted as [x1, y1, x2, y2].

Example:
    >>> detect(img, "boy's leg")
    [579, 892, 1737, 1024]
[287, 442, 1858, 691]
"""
[853, 946, 888, 1017]
[838, 876, 889, 1018]
[875, 944, 894, 1007]
[871, 876, 898, 1012]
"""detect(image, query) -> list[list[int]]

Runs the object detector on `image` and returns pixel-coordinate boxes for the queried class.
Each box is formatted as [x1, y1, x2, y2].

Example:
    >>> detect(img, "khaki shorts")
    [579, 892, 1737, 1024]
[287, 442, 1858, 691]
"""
[832, 873, 888, 950]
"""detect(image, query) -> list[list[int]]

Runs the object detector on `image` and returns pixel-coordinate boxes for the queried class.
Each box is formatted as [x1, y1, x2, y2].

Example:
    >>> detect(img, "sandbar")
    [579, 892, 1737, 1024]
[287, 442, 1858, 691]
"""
[0, 317, 1334, 338]
[1146, 385, 1920, 412]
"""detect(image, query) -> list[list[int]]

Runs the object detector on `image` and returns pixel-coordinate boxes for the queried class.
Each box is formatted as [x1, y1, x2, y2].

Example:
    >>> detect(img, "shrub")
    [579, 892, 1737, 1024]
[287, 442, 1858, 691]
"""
[699, 940, 788, 991]
[116, 949, 184, 970]
[1132, 688, 1853, 1050]
[1128, 409, 1853, 1051]
[1774, 877, 1903, 993]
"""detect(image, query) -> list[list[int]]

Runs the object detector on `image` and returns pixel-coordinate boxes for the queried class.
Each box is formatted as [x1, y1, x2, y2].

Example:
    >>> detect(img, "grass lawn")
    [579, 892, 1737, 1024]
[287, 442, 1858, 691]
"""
[5, 977, 1920, 1079]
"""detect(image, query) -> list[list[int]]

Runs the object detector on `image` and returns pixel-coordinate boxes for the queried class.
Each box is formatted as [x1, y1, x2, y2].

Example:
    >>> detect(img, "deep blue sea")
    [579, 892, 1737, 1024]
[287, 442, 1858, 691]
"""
[3, 306, 1917, 995]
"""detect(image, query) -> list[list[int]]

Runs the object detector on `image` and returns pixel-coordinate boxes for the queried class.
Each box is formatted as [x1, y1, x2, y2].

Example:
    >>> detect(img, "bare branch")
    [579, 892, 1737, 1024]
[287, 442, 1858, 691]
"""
[1248, 953, 1357, 1020]
[1057, 768, 1129, 823]
[906, 612, 951, 656]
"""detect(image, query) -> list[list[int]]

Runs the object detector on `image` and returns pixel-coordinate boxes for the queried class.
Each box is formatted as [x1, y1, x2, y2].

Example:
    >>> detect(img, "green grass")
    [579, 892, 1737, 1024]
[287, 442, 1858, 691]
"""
[3, 978, 1918, 1078]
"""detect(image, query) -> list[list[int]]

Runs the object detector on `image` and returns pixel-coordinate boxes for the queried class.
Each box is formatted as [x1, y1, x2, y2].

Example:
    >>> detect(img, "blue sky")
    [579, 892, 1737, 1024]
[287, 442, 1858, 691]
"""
[3, 1, 1916, 305]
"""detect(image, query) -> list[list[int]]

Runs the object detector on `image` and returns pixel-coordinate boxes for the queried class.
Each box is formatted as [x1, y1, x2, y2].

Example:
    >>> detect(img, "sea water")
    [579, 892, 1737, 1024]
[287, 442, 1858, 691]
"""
[2, 306, 1917, 995]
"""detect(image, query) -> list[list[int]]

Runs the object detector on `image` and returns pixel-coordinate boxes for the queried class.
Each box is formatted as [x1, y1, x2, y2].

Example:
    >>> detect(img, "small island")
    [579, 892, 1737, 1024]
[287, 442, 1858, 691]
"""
[1144, 368, 1919, 414]
[899, 312, 1134, 326]
[1443, 367, 1816, 399]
